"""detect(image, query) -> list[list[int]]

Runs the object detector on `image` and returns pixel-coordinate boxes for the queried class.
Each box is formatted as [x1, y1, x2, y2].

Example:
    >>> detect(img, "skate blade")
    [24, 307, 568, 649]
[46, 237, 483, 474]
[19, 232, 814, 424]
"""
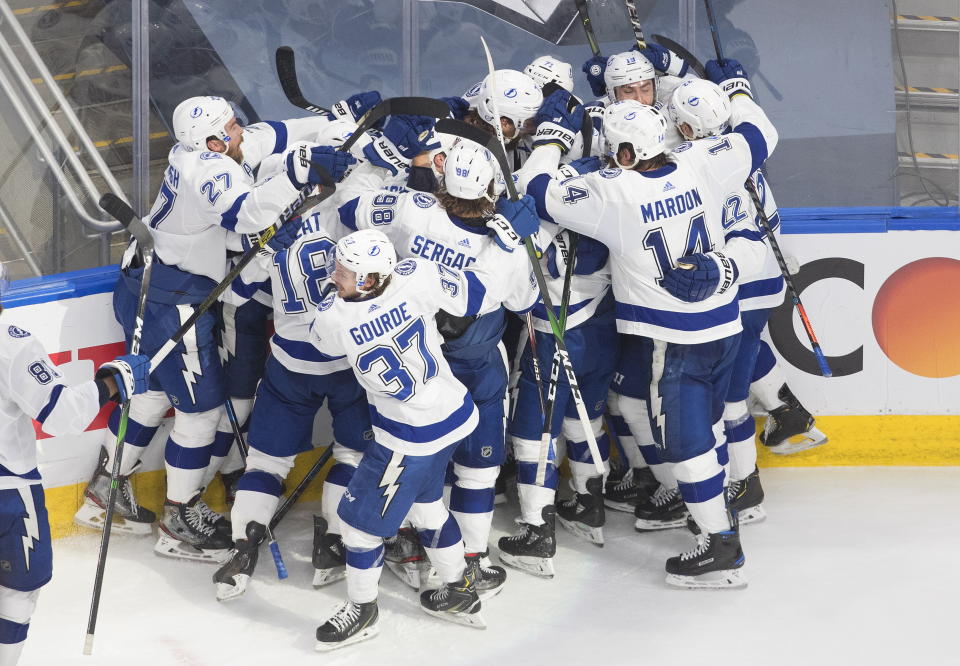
[769, 428, 828, 455]
[665, 567, 748, 590]
[154, 534, 230, 563]
[74, 503, 153, 536]
[421, 605, 487, 629]
[314, 624, 379, 652]
[603, 498, 638, 513]
[312, 567, 346, 588]
[557, 516, 604, 547]
[498, 551, 555, 579]
[215, 576, 249, 602]
[634, 516, 688, 532]
[736, 504, 767, 525]
[385, 560, 421, 589]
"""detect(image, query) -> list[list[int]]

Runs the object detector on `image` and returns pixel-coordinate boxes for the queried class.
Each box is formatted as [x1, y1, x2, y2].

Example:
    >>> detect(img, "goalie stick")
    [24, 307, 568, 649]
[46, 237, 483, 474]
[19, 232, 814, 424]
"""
[84, 194, 155, 655]
[701, 3, 832, 377]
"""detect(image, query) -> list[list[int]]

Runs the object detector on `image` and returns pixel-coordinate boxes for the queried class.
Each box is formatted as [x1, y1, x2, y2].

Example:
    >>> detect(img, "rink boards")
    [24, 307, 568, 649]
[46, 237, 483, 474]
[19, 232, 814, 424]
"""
[3, 207, 958, 537]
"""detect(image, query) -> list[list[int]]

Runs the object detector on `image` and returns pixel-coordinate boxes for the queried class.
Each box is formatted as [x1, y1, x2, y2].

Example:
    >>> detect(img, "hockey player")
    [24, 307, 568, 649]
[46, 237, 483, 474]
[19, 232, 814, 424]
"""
[519, 59, 777, 589]
[337, 134, 542, 598]
[524, 55, 575, 93]
[74, 94, 358, 561]
[310, 210, 538, 650]
[0, 263, 149, 665]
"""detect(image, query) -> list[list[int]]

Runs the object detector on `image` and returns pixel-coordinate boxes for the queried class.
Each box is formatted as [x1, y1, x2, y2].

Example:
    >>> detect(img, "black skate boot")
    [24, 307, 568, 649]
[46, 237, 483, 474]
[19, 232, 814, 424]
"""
[155, 493, 233, 562]
[419, 567, 486, 628]
[604, 466, 657, 513]
[760, 384, 828, 454]
[74, 448, 155, 535]
[727, 467, 766, 525]
[665, 529, 747, 589]
[315, 600, 379, 651]
[219, 468, 244, 507]
[213, 521, 265, 601]
[498, 506, 557, 578]
[465, 551, 506, 600]
[634, 484, 688, 531]
[556, 476, 605, 546]
[383, 527, 425, 589]
[312, 516, 346, 588]
[195, 496, 232, 538]
[494, 455, 517, 506]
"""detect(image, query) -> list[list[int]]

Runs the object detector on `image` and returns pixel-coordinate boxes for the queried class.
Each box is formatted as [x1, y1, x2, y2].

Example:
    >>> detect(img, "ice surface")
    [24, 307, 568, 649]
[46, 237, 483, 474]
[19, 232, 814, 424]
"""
[23, 467, 959, 665]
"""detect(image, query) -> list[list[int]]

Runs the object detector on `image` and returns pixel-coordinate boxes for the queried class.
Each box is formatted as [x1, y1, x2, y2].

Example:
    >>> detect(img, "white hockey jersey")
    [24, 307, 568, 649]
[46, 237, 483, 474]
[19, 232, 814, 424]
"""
[730, 170, 786, 312]
[0, 318, 103, 488]
[144, 117, 336, 284]
[310, 258, 509, 455]
[521, 95, 778, 344]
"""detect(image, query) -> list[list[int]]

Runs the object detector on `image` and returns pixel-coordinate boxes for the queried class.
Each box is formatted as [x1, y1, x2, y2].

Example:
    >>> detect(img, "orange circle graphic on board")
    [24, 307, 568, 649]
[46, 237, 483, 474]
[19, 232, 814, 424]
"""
[872, 257, 960, 378]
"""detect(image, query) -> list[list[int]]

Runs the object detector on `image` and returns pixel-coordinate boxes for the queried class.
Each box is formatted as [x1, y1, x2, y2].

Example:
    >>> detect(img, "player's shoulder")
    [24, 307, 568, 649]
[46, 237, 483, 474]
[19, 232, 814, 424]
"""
[392, 257, 422, 278]
[398, 190, 439, 212]
[0, 321, 41, 364]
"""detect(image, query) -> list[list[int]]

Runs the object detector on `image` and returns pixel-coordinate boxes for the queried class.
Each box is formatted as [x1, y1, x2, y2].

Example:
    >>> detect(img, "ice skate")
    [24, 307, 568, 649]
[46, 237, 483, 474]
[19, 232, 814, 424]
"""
[384, 527, 424, 589]
[760, 384, 828, 454]
[728, 467, 766, 525]
[74, 449, 155, 536]
[604, 466, 656, 513]
[315, 601, 379, 651]
[195, 496, 232, 537]
[634, 484, 688, 531]
[419, 568, 486, 629]
[465, 551, 506, 600]
[155, 494, 232, 563]
[665, 529, 747, 589]
[214, 522, 265, 601]
[556, 476, 605, 546]
[312, 516, 346, 588]
[498, 506, 556, 579]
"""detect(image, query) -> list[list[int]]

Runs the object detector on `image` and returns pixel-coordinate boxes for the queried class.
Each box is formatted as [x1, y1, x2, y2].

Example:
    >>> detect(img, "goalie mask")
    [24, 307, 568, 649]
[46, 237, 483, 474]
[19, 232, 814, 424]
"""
[476, 69, 543, 140]
[603, 100, 668, 168]
[172, 95, 234, 152]
[667, 79, 731, 139]
[335, 229, 397, 294]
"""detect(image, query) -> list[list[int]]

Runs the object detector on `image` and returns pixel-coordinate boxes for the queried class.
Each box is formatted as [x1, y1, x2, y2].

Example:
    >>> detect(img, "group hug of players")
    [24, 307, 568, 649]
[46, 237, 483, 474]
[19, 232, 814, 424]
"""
[46, 43, 831, 652]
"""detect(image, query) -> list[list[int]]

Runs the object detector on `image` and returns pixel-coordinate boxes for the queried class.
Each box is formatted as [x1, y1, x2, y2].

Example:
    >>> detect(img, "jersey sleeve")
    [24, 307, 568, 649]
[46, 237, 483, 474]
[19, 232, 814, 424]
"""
[524, 168, 621, 249]
[222, 252, 272, 307]
[401, 258, 492, 319]
[6, 338, 100, 437]
[309, 293, 346, 357]
[241, 117, 338, 163]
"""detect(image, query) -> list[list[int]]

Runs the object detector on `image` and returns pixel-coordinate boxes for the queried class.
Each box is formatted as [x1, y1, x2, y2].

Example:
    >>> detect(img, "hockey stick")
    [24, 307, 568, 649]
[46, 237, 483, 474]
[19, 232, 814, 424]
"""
[623, 0, 647, 50]
[469, 38, 605, 477]
[222, 399, 288, 579]
[269, 444, 334, 531]
[574, 0, 602, 57]
[700, 7, 832, 377]
[276, 46, 331, 116]
[651, 34, 707, 78]
[84, 194, 155, 655]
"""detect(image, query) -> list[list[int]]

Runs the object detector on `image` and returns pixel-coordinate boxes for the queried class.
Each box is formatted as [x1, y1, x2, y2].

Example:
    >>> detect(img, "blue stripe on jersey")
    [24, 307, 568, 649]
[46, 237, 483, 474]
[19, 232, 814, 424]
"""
[272, 333, 345, 363]
[614, 299, 739, 332]
[766, 211, 781, 232]
[734, 122, 769, 173]
[724, 228, 765, 243]
[0, 465, 41, 481]
[738, 276, 784, 300]
[464, 271, 487, 317]
[527, 173, 556, 224]
[220, 192, 250, 232]
[369, 392, 474, 444]
[532, 296, 593, 322]
[36, 384, 65, 425]
[449, 213, 491, 235]
[232, 276, 268, 300]
[262, 120, 289, 154]
[338, 198, 360, 231]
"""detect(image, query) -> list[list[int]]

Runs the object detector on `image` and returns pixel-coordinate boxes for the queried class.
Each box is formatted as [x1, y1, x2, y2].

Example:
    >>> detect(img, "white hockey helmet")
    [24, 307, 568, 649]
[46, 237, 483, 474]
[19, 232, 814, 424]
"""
[667, 79, 731, 139]
[603, 100, 668, 168]
[335, 229, 397, 294]
[604, 51, 656, 103]
[442, 140, 501, 201]
[524, 55, 575, 93]
[476, 69, 543, 138]
[172, 95, 235, 152]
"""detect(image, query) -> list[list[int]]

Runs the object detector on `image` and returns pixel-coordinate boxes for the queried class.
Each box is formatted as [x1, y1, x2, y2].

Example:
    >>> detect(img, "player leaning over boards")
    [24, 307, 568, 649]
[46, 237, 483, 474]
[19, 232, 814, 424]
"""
[0, 263, 149, 664]
[74, 94, 358, 561]
[519, 58, 777, 589]
[310, 201, 539, 651]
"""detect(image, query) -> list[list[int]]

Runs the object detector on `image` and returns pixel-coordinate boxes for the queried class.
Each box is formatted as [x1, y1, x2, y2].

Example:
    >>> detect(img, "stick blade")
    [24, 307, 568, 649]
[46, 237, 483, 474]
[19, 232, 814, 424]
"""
[98, 193, 136, 228]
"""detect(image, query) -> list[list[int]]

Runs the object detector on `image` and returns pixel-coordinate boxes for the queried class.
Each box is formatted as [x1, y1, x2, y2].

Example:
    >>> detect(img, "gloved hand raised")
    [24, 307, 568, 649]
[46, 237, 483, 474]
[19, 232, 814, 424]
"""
[533, 89, 585, 155]
[242, 214, 305, 256]
[363, 114, 440, 176]
[488, 195, 540, 252]
[705, 59, 752, 99]
[441, 96, 469, 120]
[660, 251, 739, 302]
[329, 90, 383, 126]
[581, 55, 608, 98]
[285, 142, 356, 188]
[636, 42, 689, 77]
[97, 354, 150, 402]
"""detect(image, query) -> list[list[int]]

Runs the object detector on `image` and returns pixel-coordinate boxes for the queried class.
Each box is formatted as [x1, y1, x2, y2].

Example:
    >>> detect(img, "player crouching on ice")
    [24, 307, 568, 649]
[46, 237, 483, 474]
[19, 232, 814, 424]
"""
[309, 197, 539, 650]
[0, 262, 149, 665]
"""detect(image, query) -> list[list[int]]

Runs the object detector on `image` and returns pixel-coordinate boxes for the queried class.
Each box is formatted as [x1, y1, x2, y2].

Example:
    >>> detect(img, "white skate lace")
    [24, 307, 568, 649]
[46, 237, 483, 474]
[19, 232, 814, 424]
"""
[328, 602, 362, 632]
[185, 505, 216, 536]
[726, 479, 743, 500]
[612, 468, 636, 492]
[196, 500, 224, 526]
[680, 534, 711, 561]
[430, 585, 450, 603]
[651, 484, 676, 507]
[504, 522, 533, 543]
